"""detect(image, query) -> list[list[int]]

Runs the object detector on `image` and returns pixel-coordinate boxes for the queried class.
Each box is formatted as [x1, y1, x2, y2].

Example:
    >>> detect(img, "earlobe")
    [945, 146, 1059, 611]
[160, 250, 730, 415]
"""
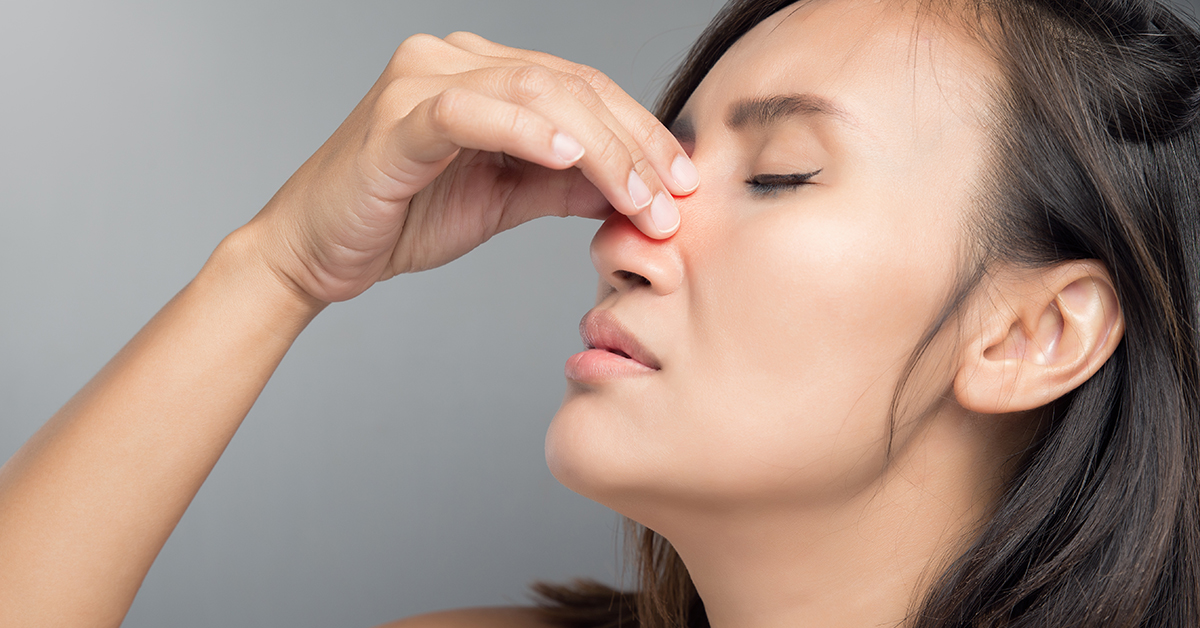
[956, 262, 1124, 415]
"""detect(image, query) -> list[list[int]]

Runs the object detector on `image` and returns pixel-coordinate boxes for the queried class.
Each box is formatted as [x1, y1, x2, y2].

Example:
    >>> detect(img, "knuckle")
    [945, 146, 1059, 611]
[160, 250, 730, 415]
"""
[592, 132, 632, 170]
[394, 33, 442, 59]
[560, 72, 599, 103]
[627, 144, 651, 172]
[632, 115, 671, 148]
[573, 64, 615, 96]
[507, 65, 557, 103]
[388, 33, 445, 75]
[444, 31, 483, 46]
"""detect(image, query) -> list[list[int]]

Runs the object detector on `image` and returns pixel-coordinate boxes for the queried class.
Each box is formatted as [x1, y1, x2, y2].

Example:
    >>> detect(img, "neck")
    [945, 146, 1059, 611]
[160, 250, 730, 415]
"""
[644, 409, 1022, 628]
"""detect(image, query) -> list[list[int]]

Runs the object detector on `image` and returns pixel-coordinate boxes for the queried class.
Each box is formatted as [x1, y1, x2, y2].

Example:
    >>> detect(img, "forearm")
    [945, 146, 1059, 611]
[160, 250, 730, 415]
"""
[0, 225, 325, 628]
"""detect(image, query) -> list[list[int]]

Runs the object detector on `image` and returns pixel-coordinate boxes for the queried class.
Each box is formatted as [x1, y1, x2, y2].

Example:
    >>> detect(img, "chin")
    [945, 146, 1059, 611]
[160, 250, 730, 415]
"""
[544, 391, 662, 517]
[546, 389, 748, 528]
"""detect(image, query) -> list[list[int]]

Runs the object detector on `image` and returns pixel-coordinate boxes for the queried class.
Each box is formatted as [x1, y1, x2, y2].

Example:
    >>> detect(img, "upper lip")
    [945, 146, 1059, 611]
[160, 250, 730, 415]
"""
[579, 310, 661, 370]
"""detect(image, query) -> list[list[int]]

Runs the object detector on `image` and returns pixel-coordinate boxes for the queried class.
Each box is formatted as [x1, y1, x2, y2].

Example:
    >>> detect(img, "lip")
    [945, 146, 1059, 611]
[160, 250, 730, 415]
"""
[565, 310, 661, 382]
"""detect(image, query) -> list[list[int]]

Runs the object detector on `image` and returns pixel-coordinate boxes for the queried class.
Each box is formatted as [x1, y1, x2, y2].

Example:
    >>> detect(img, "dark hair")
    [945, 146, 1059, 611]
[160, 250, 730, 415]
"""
[534, 0, 1200, 626]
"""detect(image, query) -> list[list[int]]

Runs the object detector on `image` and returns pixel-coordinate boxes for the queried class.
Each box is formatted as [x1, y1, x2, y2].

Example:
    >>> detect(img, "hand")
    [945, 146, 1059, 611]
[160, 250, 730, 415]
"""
[244, 32, 699, 305]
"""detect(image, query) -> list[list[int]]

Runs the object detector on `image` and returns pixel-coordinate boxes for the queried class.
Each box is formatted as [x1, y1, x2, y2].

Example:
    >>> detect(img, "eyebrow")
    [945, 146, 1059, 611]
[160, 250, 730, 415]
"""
[725, 94, 857, 130]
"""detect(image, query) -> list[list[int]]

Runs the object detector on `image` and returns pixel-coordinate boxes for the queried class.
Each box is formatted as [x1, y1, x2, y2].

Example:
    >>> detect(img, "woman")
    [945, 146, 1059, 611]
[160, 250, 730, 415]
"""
[0, 0, 1196, 626]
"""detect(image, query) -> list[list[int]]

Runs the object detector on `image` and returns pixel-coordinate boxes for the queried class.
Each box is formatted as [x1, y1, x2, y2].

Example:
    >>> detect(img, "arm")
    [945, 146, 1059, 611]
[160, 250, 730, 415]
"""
[0, 32, 694, 628]
[0, 228, 321, 627]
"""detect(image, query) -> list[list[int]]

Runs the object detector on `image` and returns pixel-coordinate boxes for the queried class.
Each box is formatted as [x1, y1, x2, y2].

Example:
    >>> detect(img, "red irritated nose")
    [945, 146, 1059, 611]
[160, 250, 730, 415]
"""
[590, 213, 683, 296]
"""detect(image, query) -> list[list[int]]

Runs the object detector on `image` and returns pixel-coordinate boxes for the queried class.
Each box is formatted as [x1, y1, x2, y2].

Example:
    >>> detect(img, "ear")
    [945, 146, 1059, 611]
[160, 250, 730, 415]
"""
[955, 261, 1124, 414]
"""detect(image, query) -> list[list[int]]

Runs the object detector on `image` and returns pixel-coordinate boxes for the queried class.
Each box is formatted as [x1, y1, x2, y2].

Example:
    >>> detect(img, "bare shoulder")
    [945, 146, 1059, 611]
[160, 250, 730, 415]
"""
[374, 606, 557, 628]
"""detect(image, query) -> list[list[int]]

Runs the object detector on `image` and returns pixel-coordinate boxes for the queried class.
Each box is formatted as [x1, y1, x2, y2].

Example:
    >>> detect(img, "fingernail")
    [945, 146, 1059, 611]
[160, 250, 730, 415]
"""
[552, 133, 585, 164]
[628, 170, 653, 209]
[650, 193, 680, 234]
[671, 155, 700, 192]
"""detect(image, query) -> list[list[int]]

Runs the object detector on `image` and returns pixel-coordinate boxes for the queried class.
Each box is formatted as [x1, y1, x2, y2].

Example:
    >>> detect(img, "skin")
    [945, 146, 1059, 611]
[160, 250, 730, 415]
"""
[0, 0, 1125, 627]
[547, 1, 1122, 628]
[0, 29, 694, 628]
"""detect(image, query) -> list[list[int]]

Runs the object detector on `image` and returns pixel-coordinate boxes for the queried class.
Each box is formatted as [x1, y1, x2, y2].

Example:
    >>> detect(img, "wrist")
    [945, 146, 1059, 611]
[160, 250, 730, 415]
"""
[200, 224, 329, 336]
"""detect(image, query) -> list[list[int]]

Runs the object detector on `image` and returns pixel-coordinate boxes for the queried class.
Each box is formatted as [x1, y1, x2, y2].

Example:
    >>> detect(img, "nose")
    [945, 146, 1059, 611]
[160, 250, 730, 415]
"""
[590, 212, 683, 296]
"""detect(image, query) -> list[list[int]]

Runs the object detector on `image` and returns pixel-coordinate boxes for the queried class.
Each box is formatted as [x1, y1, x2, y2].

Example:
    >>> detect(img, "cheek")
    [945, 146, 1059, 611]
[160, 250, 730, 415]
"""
[545, 184, 966, 513]
[726, 199, 954, 369]
[670, 193, 961, 497]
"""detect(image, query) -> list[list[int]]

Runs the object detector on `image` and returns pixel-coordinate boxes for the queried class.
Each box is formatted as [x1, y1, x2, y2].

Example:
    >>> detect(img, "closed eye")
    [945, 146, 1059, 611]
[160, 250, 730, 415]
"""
[746, 170, 822, 197]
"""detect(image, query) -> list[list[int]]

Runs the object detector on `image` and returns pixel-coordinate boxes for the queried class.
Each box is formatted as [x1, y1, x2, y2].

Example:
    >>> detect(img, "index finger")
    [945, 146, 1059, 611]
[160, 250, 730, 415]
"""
[443, 32, 700, 199]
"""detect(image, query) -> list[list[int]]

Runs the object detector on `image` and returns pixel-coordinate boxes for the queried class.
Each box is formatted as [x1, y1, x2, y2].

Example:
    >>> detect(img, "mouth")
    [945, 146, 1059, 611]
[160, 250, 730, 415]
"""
[577, 310, 661, 371]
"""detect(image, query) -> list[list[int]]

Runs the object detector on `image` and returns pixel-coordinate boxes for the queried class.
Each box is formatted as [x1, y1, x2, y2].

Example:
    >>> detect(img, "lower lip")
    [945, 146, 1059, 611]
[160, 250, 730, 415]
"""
[565, 349, 658, 382]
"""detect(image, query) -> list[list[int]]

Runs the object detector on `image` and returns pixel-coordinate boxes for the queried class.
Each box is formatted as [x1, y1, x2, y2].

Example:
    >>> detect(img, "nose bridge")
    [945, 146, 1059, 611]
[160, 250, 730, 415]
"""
[590, 213, 684, 296]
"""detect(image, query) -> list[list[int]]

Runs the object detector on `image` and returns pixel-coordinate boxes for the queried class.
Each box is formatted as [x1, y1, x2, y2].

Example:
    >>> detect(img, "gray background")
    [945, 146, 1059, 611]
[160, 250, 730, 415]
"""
[0, 1, 723, 627]
[2, 1, 1198, 627]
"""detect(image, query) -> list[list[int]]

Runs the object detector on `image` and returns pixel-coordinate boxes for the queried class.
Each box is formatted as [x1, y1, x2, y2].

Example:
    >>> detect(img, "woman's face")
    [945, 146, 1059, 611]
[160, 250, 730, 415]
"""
[547, 0, 998, 522]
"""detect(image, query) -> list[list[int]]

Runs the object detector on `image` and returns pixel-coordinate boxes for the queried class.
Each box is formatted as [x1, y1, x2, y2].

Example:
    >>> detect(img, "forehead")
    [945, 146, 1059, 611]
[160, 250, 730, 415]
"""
[684, 0, 997, 146]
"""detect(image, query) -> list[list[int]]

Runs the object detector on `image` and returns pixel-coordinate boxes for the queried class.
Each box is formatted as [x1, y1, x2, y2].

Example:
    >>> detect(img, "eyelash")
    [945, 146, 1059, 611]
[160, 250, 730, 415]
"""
[746, 170, 822, 197]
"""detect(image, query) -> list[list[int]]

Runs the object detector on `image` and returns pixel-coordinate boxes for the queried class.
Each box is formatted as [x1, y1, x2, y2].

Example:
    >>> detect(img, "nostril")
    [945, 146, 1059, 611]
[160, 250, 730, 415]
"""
[615, 270, 651, 287]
